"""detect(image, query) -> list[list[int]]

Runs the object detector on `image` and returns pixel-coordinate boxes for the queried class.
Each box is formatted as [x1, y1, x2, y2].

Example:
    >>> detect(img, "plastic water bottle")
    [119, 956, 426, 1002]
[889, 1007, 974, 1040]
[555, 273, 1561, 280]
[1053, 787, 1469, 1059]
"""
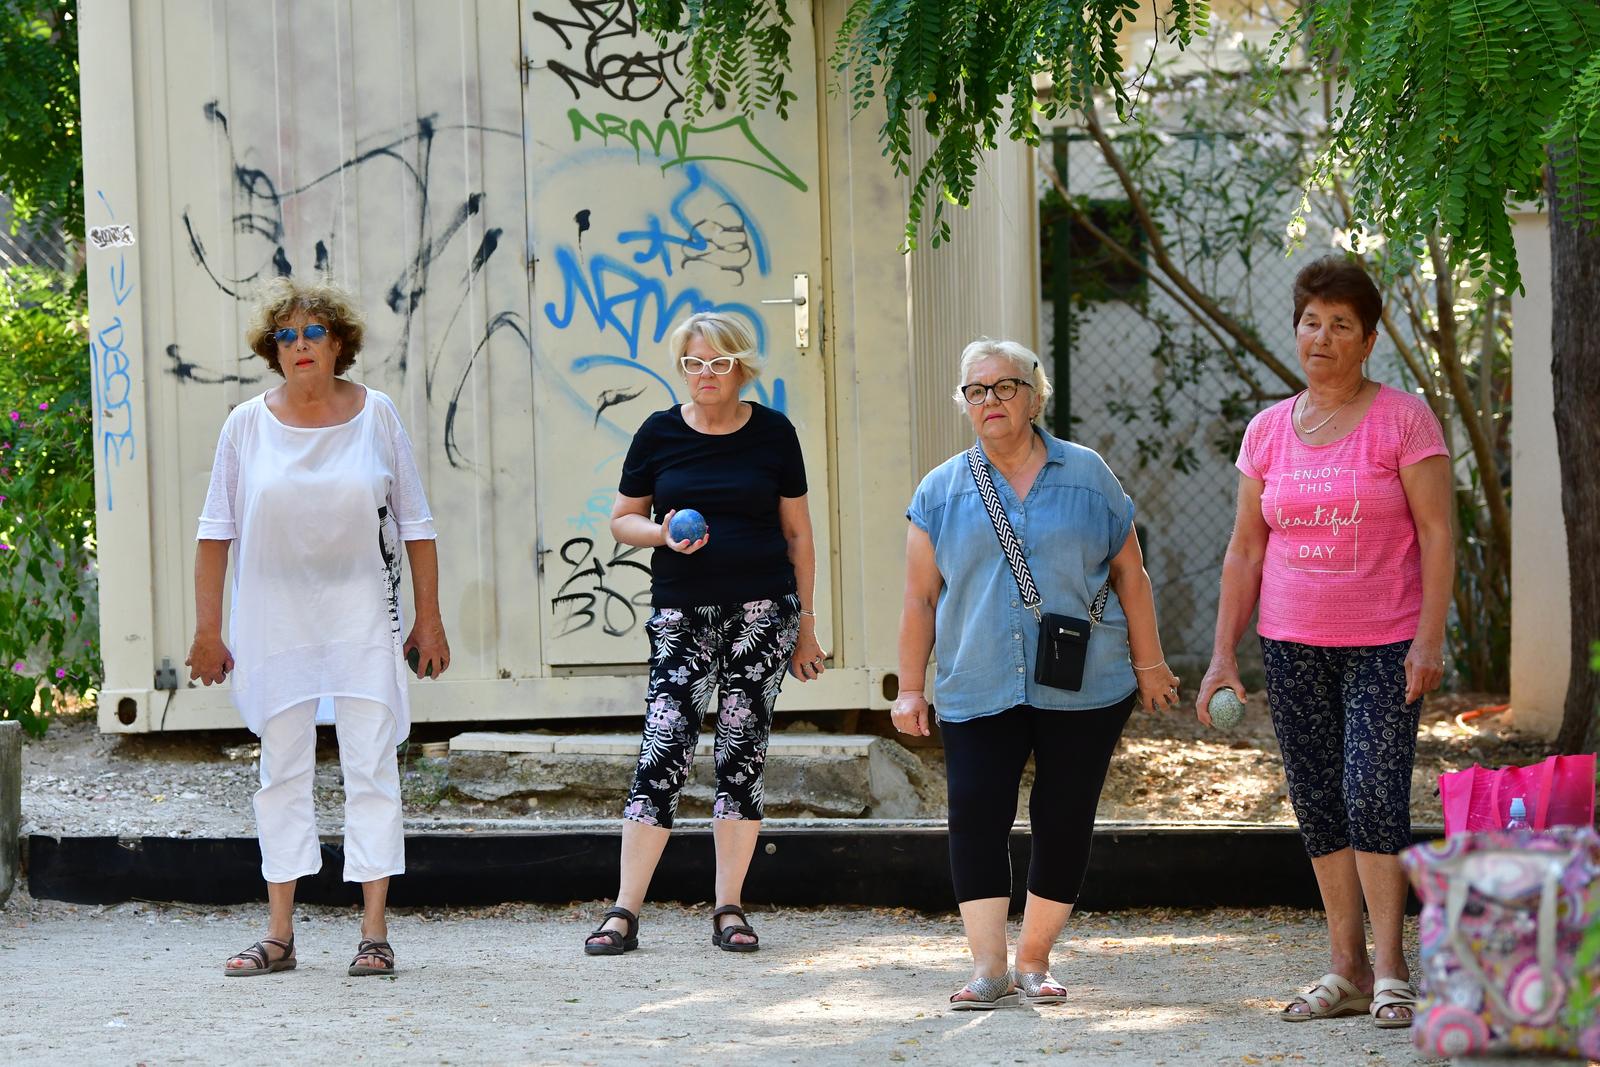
[1505, 796, 1529, 831]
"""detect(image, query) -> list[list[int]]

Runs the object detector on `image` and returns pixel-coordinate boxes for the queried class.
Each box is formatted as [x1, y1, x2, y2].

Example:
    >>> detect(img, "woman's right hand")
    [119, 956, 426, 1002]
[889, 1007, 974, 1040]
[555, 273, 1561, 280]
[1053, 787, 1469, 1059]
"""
[1196, 657, 1246, 727]
[890, 691, 931, 737]
[185, 632, 234, 686]
[659, 509, 710, 555]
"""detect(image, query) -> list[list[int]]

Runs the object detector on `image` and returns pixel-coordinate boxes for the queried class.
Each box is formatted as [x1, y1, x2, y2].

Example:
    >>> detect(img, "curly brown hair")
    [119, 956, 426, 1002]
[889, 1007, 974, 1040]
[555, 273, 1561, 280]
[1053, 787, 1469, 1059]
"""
[1292, 255, 1383, 337]
[245, 275, 366, 376]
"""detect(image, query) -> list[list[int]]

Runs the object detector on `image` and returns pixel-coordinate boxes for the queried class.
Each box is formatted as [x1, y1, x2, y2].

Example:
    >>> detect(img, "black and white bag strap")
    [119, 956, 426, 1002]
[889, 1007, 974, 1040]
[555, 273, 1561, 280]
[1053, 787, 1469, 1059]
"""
[967, 444, 1111, 625]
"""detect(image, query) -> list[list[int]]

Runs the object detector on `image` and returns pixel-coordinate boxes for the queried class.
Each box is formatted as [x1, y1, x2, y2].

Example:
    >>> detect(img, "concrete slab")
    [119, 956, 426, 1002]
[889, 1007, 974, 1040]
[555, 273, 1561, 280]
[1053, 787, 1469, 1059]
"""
[1, 720, 20, 907]
[446, 732, 929, 818]
[449, 731, 880, 758]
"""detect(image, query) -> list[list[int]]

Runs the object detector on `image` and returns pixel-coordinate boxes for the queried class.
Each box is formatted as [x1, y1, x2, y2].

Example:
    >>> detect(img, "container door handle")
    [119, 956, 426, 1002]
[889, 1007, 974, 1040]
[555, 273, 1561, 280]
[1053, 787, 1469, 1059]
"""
[760, 273, 809, 349]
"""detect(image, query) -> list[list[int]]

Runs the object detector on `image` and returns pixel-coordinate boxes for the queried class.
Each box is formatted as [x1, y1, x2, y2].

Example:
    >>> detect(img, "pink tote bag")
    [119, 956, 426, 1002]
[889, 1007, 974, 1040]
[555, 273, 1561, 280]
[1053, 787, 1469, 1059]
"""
[1439, 755, 1597, 837]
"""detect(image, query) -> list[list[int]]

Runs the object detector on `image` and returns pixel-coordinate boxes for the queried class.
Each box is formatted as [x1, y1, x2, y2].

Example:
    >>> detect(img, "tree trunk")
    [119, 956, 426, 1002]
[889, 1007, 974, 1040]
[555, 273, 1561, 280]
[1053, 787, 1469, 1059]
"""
[1549, 189, 1600, 755]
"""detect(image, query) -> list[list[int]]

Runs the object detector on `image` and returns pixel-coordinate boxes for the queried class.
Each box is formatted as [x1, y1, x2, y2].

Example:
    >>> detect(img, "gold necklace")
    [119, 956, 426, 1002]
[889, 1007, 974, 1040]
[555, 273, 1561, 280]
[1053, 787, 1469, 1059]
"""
[993, 435, 1039, 480]
[1295, 385, 1364, 435]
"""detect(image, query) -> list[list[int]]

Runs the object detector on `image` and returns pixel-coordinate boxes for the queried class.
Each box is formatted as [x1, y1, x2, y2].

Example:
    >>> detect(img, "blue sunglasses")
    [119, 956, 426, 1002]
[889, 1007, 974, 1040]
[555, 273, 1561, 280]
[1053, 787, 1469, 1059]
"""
[273, 323, 330, 345]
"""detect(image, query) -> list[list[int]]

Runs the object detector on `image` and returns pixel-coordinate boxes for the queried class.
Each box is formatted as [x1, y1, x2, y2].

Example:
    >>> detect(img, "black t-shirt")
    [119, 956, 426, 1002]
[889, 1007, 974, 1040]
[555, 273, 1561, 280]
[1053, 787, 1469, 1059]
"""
[618, 402, 808, 607]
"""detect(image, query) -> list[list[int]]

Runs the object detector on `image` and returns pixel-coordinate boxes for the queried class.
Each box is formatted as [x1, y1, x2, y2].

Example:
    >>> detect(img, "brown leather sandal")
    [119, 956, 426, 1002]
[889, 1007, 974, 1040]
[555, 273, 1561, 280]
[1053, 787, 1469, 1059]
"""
[223, 935, 296, 977]
[348, 938, 396, 976]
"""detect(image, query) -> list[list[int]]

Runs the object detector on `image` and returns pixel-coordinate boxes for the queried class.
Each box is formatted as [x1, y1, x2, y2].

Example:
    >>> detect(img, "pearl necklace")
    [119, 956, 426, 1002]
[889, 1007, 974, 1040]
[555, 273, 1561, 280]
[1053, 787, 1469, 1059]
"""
[1295, 385, 1364, 435]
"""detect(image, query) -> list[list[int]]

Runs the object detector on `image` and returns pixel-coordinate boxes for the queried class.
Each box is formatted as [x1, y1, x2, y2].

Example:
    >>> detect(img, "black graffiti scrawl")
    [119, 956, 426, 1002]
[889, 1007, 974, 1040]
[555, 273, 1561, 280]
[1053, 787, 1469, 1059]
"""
[533, 0, 687, 117]
[177, 101, 528, 470]
[378, 505, 403, 645]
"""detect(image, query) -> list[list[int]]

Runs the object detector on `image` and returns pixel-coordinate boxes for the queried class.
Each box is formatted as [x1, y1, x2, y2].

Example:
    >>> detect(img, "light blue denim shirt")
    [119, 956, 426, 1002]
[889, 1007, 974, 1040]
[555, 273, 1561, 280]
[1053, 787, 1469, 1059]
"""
[907, 429, 1138, 721]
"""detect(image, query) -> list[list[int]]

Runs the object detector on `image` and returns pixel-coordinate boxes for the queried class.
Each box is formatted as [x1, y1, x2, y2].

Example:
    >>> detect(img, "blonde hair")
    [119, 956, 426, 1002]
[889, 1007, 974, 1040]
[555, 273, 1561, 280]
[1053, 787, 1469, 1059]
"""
[668, 311, 762, 383]
[245, 275, 366, 376]
[953, 338, 1052, 423]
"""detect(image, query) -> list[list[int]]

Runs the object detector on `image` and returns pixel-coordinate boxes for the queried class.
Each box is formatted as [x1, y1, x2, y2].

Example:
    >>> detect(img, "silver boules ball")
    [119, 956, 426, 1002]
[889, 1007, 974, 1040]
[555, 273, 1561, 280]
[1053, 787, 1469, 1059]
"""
[1207, 688, 1246, 729]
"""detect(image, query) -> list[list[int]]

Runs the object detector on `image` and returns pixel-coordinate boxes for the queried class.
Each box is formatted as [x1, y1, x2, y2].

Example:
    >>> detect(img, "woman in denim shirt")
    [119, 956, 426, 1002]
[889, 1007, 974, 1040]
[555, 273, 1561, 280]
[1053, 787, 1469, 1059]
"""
[893, 339, 1180, 1010]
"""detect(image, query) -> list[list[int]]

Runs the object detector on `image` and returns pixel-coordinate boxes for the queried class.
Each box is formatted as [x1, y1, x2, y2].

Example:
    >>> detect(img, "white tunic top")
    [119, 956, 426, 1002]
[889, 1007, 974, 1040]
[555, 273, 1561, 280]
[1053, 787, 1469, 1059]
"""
[197, 386, 435, 739]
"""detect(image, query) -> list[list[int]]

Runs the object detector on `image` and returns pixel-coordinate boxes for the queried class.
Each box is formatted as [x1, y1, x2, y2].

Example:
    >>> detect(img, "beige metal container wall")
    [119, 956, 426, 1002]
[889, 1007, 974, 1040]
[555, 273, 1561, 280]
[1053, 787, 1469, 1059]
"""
[78, 0, 1037, 732]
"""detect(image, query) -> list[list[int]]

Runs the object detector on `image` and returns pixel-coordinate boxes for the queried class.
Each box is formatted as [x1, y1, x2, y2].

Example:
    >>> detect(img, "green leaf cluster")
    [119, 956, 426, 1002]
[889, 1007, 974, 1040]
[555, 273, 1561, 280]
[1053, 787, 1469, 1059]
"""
[0, 0, 82, 240]
[638, 0, 1209, 249]
[1282, 0, 1600, 292]
[638, 0, 800, 119]
[0, 267, 98, 735]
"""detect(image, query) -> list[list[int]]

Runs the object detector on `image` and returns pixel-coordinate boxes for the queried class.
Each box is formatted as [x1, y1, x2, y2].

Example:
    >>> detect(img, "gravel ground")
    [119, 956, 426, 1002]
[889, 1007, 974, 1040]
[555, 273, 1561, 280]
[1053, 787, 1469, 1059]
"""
[0, 890, 1444, 1067]
[18, 692, 1541, 838]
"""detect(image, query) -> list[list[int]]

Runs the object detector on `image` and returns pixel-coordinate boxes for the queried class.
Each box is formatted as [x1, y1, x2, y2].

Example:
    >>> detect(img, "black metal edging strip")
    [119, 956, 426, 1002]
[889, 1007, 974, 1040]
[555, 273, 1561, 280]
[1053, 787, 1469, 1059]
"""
[26, 825, 1443, 910]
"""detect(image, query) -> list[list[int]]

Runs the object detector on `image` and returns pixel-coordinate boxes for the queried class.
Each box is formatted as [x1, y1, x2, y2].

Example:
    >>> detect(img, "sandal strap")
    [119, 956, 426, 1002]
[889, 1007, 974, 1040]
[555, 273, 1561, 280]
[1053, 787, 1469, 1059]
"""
[1371, 980, 1416, 1013]
[711, 904, 748, 926]
[1015, 971, 1066, 997]
[354, 939, 395, 965]
[231, 936, 293, 967]
[600, 906, 639, 937]
[586, 927, 628, 947]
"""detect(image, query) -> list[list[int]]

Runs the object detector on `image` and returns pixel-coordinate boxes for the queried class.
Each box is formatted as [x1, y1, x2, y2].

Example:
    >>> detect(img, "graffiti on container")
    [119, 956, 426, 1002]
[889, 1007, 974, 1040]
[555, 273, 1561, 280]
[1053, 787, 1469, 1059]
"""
[88, 224, 136, 249]
[566, 486, 617, 537]
[175, 101, 527, 469]
[549, 536, 653, 637]
[543, 162, 785, 420]
[165, 345, 262, 387]
[532, 0, 686, 117]
[566, 110, 806, 192]
[90, 312, 136, 513]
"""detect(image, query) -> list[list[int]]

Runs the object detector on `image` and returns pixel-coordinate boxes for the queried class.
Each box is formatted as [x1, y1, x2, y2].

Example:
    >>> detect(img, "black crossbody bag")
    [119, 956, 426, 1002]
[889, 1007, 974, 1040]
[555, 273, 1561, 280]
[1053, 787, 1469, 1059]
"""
[967, 445, 1110, 691]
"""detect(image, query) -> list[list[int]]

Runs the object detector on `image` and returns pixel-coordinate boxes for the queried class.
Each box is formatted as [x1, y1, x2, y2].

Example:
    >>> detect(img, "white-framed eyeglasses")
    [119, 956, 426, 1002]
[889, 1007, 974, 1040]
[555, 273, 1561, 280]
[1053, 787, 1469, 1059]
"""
[681, 355, 738, 376]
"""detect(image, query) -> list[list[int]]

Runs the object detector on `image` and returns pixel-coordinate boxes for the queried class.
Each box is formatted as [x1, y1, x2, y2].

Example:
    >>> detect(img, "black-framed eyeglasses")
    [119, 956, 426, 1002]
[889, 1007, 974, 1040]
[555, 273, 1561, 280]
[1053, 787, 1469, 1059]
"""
[273, 324, 330, 346]
[961, 378, 1032, 405]
[681, 355, 737, 376]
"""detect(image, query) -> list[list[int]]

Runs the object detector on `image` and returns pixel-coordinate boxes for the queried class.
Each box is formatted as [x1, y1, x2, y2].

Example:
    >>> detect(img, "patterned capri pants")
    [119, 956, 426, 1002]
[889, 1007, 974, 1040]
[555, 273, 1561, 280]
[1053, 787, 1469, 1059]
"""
[1262, 637, 1422, 858]
[623, 595, 801, 830]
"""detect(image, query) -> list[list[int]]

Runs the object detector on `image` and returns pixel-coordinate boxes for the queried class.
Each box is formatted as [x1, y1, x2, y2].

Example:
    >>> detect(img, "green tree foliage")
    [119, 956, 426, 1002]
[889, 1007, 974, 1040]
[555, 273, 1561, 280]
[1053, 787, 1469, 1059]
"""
[0, 268, 98, 735]
[1283, 0, 1600, 293]
[639, 0, 1210, 247]
[0, 0, 82, 240]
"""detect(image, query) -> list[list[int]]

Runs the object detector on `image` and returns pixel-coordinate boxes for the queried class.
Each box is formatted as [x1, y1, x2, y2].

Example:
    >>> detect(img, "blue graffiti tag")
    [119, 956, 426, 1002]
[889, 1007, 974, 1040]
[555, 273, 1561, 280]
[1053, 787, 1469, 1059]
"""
[91, 313, 136, 511]
[90, 195, 138, 512]
[542, 163, 786, 419]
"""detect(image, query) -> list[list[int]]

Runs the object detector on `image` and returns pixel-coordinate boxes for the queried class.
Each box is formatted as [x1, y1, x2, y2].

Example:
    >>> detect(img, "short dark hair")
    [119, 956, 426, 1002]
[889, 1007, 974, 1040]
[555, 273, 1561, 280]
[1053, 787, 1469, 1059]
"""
[1292, 255, 1382, 337]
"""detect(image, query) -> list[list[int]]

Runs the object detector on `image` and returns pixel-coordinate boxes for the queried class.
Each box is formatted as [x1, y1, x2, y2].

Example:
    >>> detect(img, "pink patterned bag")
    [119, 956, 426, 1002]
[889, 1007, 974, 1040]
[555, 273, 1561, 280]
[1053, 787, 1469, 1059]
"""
[1402, 827, 1600, 1059]
[1438, 754, 1596, 836]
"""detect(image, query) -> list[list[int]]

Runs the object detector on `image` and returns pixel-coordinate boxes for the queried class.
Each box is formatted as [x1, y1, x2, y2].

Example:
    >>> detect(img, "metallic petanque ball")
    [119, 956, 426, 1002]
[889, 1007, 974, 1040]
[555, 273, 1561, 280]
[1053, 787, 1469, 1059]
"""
[667, 508, 707, 544]
[1207, 687, 1246, 729]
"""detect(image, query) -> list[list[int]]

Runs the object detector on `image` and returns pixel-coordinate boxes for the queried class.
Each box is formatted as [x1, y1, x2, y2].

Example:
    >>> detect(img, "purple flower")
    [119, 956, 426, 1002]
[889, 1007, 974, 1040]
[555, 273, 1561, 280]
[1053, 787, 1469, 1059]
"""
[55, 668, 66, 679]
[0, 544, 8, 551]
[11, 662, 25, 673]
[7, 411, 17, 422]
[37, 402, 48, 412]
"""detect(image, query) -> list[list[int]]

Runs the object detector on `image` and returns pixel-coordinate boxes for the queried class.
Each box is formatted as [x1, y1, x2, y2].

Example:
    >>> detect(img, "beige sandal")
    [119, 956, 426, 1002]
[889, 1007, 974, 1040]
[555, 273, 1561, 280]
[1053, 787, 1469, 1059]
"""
[1277, 973, 1371, 1020]
[1370, 978, 1417, 1028]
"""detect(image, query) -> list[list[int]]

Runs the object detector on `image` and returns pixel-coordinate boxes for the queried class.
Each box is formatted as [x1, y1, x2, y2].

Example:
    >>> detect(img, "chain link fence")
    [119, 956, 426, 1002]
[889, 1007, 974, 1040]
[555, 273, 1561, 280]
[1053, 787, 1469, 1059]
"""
[0, 194, 75, 274]
[1038, 128, 1412, 677]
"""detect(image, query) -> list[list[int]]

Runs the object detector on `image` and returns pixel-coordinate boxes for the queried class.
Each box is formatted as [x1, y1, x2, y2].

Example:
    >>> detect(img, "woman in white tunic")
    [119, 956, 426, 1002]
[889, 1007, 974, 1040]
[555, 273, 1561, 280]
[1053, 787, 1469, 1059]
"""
[186, 276, 449, 978]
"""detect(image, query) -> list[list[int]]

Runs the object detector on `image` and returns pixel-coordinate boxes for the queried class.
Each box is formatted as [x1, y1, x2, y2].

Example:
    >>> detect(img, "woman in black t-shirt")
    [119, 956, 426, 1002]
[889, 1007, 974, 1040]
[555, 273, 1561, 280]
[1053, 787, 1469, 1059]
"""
[583, 311, 826, 956]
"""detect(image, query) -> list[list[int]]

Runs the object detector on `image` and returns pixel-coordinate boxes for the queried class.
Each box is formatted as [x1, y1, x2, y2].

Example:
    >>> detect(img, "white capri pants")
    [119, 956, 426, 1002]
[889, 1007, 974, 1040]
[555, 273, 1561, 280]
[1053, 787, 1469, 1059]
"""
[254, 696, 405, 884]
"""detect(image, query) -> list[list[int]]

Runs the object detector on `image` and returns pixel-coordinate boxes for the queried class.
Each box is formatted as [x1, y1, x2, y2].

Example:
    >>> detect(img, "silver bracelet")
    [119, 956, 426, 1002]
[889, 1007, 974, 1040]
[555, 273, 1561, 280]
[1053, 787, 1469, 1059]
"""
[1132, 659, 1167, 672]
[798, 609, 816, 617]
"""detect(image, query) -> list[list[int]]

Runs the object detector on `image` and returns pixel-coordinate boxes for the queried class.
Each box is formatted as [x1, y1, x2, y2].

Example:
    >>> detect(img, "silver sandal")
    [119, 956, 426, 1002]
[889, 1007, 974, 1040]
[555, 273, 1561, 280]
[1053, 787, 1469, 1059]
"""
[949, 973, 1020, 1011]
[1015, 970, 1069, 1004]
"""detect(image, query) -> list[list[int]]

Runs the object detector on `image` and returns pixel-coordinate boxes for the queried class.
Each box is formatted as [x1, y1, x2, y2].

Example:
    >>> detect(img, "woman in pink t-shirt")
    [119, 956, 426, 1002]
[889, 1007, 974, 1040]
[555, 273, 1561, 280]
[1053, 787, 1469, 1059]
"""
[1199, 257, 1453, 1030]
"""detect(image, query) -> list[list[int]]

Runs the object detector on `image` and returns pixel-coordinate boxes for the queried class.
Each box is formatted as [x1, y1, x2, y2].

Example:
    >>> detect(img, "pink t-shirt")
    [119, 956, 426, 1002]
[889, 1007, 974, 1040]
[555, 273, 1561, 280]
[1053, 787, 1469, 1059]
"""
[1237, 384, 1448, 647]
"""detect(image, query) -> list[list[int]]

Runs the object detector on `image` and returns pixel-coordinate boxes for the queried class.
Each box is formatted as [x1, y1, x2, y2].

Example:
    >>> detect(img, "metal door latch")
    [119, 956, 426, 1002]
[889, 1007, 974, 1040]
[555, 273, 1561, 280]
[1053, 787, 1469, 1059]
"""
[155, 657, 177, 690]
[761, 273, 810, 349]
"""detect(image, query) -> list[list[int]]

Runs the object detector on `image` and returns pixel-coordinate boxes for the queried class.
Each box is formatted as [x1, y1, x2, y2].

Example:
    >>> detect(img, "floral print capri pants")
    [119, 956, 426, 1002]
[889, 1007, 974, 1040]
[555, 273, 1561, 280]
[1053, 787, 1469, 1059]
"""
[1262, 637, 1422, 858]
[623, 595, 801, 830]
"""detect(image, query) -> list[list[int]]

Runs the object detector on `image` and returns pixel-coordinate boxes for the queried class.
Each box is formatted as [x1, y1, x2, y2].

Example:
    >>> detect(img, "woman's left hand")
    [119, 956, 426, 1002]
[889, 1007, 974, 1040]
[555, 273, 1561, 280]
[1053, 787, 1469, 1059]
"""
[1404, 635, 1445, 704]
[404, 616, 451, 679]
[1136, 662, 1181, 714]
[789, 630, 827, 682]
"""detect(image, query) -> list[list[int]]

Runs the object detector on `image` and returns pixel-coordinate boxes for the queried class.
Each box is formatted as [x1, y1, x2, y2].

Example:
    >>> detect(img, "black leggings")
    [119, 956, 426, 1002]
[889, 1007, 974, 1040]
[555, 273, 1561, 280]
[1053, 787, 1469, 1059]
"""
[941, 694, 1136, 904]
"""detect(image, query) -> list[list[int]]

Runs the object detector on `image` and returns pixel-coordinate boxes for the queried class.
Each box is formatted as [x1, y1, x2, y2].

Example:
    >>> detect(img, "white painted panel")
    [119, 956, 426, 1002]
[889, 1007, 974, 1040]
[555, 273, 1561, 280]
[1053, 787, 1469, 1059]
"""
[521, 0, 831, 664]
[907, 125, 1038, 479]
